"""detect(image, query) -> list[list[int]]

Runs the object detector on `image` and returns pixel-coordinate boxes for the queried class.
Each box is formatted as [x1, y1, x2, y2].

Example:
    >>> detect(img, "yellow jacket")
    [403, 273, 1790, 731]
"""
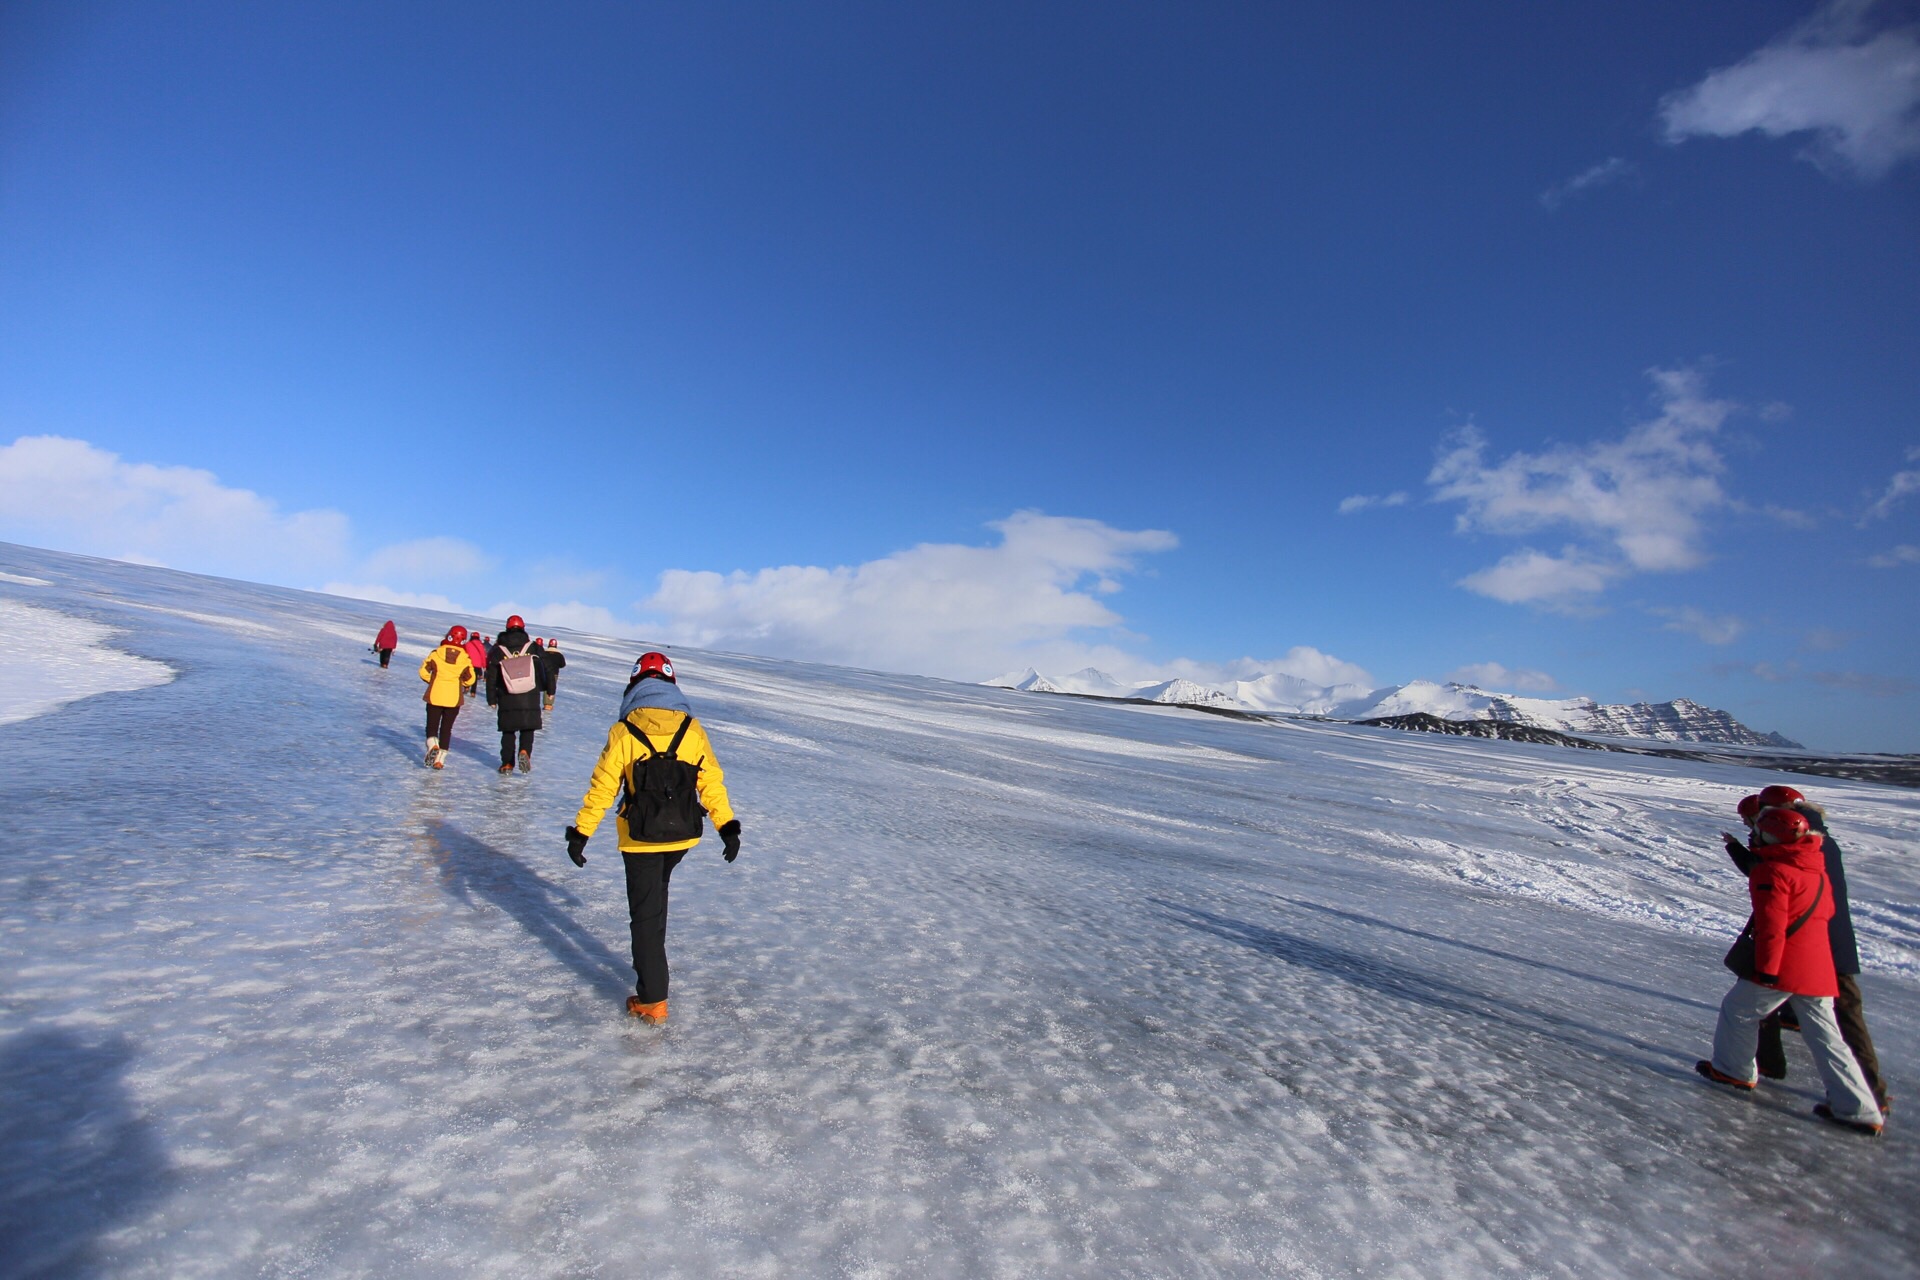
[574, 707, 735, 853]
[418, 643, 477, 707]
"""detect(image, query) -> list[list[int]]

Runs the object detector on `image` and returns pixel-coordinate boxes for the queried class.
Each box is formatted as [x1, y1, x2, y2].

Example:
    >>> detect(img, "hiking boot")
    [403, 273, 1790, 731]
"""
[543, 697, 554, 711]
[626, 997, 667, 1023]
[1695, 1060, 1757, 1091]
[424, 736, 439, 767]
[498, 762, 515, 775]
[517, 750, 531, 774]
[431, 748, 446, 769]
[1813, 1103, 1883, 1137]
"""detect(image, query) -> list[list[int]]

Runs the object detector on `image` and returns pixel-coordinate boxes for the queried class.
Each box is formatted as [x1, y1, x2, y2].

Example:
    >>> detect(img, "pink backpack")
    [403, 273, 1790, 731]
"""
[498, 645, 539, 695]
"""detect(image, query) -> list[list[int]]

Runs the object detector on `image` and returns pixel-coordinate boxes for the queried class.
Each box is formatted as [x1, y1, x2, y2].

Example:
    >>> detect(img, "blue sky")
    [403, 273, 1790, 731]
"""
[2, 1, 1917, 750]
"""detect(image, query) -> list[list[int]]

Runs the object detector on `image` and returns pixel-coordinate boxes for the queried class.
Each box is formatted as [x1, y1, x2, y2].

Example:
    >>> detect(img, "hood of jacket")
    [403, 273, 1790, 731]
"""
[495, 626, 532, 654]
[619, 674, 693, 720]
[1756, 832, 1826, 876]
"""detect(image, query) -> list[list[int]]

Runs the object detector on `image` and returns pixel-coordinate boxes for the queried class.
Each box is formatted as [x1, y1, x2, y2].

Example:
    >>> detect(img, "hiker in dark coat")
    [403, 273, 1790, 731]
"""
[540, 638, 566, 711]
[486, 616, 553, 775]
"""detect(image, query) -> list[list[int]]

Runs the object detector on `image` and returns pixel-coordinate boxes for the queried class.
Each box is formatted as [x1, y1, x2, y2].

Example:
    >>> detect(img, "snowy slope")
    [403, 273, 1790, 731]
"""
[3, 540, 1918, 1279]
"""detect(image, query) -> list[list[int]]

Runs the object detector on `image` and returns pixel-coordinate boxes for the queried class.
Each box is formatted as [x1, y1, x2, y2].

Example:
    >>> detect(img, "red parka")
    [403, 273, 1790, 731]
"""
[375, 620, 398, 650]
[464, 637, 489, 671]
[1745, 832, 1837, 997]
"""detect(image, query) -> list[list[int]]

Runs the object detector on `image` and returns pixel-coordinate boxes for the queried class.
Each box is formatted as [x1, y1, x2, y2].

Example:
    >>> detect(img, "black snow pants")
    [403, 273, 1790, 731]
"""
[425, 703, 460, 747]
[623, 850, 687, 1003]
[378, 647, 393, 668]
[500, 729, 536, 767]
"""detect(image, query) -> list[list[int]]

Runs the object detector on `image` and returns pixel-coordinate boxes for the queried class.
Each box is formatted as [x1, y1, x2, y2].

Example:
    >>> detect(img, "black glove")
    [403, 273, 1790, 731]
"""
[1754, 972, 1779, 987]
[1722, 832, 1755, 873]
[719, 819, 741, 863]
[566, 825, 589, 867]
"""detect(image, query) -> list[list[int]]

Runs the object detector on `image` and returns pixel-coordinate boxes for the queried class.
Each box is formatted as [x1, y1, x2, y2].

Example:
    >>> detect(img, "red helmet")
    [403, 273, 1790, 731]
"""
[446, 625, 469, 645]
[1735, 794, 1763, 825]
[506, 615, 525, 630]
[633, 651, 674, 682]
[1757, 784, 1805, 810]
[1754, 807, 1811, 846]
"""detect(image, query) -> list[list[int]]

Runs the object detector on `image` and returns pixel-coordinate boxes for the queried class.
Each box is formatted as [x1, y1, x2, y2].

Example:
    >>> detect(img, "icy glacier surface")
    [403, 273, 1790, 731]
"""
[1, 541, 1916, 1279]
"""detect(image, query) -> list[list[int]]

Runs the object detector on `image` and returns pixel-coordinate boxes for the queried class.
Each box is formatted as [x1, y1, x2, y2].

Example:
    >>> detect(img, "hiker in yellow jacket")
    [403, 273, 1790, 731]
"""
[566, 652, 740, 1023]
[417, 625, 477, 769]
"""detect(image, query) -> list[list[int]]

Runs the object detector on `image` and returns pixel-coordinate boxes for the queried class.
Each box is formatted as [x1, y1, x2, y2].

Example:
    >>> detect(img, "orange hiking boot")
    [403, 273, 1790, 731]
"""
[1695, 1059, 1756, 1091]
[626, 997, 668, 1023]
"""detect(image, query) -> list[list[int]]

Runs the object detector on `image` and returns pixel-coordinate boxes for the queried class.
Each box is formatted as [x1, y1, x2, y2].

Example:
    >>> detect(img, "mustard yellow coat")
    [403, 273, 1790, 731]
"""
[574, 707, 736, 853]
[418, 643, 477, 707]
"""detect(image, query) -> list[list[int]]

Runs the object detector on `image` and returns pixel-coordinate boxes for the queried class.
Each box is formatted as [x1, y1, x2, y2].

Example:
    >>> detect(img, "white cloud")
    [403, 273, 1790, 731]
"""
[1155, 647, 1377, 691]
[361, 537, 495, 582]
[643, 511, 1179, 681]
[1430, 367, 1735, 605]
[1868, 543, 1920, 567]
[0, 435, 352, 581]
[1861, 447, 1920, 522]
[1649, 604, 1746, 645]
[1660, 0, 1920, 179]
[1538, 157, 1635, 211]
[1457, 548, 1620, 608]
[1337, 491, 1409, 515]
[1446, 662, 1559, 693]
[319, 582, 470, 613]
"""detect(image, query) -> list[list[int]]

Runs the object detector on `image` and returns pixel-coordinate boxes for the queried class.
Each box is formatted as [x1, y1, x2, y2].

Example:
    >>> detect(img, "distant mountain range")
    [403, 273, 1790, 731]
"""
[985, 668, 1802, 749]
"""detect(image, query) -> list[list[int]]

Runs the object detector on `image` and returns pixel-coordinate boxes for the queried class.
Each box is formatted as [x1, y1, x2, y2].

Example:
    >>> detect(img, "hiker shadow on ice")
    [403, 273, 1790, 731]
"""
[366, 724, 497, 770]
[421, 819, 631, 1004]
[1158, 901, 1678, 1070]
[0, 1028, 170, 1280]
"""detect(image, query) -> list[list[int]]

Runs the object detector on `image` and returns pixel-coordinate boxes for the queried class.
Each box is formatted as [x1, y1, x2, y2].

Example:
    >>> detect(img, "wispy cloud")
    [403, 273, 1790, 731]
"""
[1429, 368, 1735, 607]
[1660, 0, 1920, 179]
[1711, 658, 1914, 697]
[1867, 543, 1920, 567]
[1446, 661, 1559, 693]
[643, 511, 1181, 681]
[1539, 157, 1636, 211]
[1650, 605, 1746, 645]
[1861, 446, 1920, 522]
[1337, 491, 1409, 515]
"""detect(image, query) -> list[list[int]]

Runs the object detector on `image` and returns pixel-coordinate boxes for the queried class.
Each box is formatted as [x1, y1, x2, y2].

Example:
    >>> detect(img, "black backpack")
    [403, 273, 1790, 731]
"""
[619, 714, 705, 842]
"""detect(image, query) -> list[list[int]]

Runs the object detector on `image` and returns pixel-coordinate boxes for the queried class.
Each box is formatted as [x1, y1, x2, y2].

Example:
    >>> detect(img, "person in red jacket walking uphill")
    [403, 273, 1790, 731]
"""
[1697, 806, 1884, 1135]
[487, 616, 553, 774]
[374, 620, 398, 668]
[463, 630, 489, 699]
[564, 652, 741, 1023]
[1725, 785, 1891, 1112]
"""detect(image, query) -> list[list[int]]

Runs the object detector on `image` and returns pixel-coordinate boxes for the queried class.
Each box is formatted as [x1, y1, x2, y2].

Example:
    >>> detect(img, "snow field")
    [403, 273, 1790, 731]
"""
[1, 542, 1916, 1278]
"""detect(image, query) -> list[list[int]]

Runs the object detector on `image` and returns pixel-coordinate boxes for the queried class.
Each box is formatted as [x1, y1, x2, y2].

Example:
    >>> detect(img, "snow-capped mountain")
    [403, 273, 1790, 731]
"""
[987, 670, 1800, 748]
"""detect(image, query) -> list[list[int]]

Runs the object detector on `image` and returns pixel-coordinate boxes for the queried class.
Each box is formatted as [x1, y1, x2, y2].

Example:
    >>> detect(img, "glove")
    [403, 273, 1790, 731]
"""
[719, 819, 742, 863]
[566, 825, 589, 867]
[1754, 972, 1779, 987]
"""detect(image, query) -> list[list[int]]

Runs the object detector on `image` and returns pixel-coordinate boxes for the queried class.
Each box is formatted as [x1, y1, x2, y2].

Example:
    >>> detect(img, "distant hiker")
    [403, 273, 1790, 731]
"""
[487, 615, 552, 774]
[418, 625, 477, 769]
[374, 620, 398, 668]
[1697, 805, 1884, 1136]
[565, 651, 741, 1023]
[539, 637, 565, 711]
[463, 630, 489, 699]
[1724, 785, 1891, 1113]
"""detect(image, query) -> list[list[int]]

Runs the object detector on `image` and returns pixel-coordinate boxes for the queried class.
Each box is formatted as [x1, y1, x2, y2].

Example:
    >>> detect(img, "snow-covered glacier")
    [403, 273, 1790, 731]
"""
[4, 541, 1916, 1279]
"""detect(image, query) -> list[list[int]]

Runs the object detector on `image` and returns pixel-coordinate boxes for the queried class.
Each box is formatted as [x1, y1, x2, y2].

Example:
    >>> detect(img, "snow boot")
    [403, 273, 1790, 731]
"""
[425, 736, 439, 767]
[626, 997, 667, 1024]
[498, 762, 515, 775]
[517, 750, 531, 774]
[431, 748, 446, 770]
[1695, 1060, 1756, 1091]
[1813, 1103, 1883, 1137]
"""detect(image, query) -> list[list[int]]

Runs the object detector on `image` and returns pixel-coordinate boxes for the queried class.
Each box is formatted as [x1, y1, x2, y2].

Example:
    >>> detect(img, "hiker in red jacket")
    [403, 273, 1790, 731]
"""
[373, 620, 398, 668]
[1697, 807, 1884, 1135]
[463, 631, 489, 699]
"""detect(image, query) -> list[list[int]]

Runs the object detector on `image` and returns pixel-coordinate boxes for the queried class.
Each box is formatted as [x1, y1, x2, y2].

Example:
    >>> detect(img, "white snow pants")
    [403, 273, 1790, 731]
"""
[1711, 978, 1883, 1125]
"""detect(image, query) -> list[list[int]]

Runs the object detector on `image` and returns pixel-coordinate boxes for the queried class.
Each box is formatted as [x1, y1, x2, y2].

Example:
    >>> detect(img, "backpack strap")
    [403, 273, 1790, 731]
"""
[620, 712, 693, 760]
[1785, 875, 1826, 938]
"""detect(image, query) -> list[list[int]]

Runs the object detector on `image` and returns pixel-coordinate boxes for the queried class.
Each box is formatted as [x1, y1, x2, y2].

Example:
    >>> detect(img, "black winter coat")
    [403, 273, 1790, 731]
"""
[1804, 810, 1861, 976]
[487, 627, 551, 732]
[542, 647, 566, 686]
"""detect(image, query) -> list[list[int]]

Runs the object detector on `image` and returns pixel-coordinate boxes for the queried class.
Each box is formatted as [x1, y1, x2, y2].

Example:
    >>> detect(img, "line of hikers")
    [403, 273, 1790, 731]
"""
[383, 619, 739, 1028]
[382, 616, 568, 774]
[383, 618, 1896, 1136]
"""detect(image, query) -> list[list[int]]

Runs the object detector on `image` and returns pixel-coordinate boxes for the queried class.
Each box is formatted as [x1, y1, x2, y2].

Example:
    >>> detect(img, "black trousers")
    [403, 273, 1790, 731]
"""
[500, 729, 536, 766]
[378, 647, 393, 668]
[623, 850, 687, 1003]
[1757, 972, 1889, 1108]
[425, 703, 460, 747]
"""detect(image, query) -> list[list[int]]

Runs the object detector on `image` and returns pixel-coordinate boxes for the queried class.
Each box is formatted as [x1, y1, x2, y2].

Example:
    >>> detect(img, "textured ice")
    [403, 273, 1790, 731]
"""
[1, 540, 1916, 1279]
